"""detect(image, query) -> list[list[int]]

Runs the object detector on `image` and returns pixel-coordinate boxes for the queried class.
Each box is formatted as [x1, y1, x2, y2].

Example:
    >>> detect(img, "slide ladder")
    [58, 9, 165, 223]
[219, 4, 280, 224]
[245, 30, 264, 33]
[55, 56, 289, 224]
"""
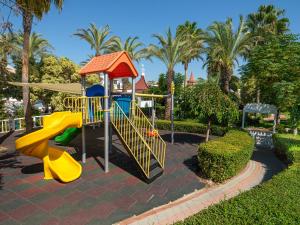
[111, 102, 166, 180]
[130, 102, 166, 169]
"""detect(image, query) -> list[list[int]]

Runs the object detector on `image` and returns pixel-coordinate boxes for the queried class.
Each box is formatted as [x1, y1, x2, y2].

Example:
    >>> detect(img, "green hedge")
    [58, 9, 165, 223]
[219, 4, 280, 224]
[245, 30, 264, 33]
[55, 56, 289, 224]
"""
[273, 133, 300, 164]
[156, 120, 228, 136]
[198, 130, 254, 182]
[176, 134, 300, 225]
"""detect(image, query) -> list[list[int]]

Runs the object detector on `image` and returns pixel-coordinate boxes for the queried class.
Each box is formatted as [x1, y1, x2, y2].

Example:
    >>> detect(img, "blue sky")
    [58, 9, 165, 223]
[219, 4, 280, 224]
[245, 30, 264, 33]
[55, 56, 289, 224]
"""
[2, 0, 300, 81]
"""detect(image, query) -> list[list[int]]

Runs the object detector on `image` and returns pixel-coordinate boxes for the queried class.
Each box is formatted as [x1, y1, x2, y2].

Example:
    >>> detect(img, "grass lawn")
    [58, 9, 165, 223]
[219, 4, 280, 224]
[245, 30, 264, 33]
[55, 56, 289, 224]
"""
[176, 134, 300, 225]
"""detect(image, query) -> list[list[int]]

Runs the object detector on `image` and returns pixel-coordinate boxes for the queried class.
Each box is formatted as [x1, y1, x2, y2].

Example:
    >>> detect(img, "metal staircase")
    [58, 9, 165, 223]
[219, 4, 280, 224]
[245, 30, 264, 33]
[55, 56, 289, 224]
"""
[111, 102, 166, 180]
[63, 96, 166, 180]
[129, 102, 166, 169]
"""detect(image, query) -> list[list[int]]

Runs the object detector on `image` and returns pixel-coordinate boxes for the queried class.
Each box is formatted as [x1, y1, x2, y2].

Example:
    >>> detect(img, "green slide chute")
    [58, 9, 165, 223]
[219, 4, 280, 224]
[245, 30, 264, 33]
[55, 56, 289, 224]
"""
[54, 127, 81, 145]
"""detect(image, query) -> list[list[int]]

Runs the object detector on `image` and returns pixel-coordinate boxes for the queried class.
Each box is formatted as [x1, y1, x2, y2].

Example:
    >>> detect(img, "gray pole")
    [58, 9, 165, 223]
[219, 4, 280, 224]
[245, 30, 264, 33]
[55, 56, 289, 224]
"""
[151, 97, 155, 128]
[171, 81, 175, 144]
[242, 110, 245, 129]
[109, 78, 113, 153]
[104, 73, 109, 173]
[131, 77, 136, 117]
[81, 76, 86, 163]
[171, 93, 174, 144]
[273, 113, 276, 134]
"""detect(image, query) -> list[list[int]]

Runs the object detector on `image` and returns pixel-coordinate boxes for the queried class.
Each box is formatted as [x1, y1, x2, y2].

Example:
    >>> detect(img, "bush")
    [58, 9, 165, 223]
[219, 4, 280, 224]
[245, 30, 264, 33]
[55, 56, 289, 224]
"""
[177, 134, 300, 225]
[273, 133, 300, 164]
[156, 120, 228, 136]
[198, 130, 254, 182]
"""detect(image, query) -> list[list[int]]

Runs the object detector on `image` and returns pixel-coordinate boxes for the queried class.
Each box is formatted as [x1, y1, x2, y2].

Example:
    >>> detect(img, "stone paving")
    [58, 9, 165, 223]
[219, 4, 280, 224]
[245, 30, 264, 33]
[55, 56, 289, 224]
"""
[0, 127, 206, 225]
[117, 147, 286, 225]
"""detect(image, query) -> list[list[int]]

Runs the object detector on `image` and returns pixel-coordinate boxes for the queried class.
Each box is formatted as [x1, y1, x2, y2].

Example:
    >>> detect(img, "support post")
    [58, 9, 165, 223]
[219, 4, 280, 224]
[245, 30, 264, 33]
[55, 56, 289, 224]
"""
[81, 76, 86, 163]
[151, 97, 155, 128]
[242, 110, 246, 129]
[104, 73, 109, 173]
[131, 77, 136, 117]
[171, 81, 175, 144]
[109, 78, 113, 153]
[273, 113, 276, 134]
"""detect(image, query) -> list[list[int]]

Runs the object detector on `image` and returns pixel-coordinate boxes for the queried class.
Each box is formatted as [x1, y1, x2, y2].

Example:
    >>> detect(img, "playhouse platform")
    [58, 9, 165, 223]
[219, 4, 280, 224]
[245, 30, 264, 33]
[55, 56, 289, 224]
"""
[0, 127, 206, 225]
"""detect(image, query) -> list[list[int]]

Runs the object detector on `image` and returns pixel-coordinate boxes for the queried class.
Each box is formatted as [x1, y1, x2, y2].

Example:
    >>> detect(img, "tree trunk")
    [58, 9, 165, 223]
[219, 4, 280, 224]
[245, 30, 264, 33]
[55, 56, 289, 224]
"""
[220, 66, 232, 94]
[165, 69, 174, 120]
[184, 62, 188, 88]
[276, 109, 280, 125]
[293, 127, 298, 136]
[256, 88, 260, 104]
[205, 118, 211, 142]
[22, 11, 33, 133]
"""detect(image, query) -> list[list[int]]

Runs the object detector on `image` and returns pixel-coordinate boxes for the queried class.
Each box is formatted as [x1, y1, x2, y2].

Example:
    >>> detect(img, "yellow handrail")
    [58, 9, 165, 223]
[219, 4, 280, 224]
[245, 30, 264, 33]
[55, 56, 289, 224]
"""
[111, 101, 152, 178]
[64, 96, 103, 124]
[129, 102, 166, 169]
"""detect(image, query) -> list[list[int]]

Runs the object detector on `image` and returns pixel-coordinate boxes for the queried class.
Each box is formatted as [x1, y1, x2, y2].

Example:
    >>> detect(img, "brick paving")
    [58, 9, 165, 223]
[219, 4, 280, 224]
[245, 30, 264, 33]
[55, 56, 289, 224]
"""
[117, 148, 286, 225]
[0, 128, 207, 225]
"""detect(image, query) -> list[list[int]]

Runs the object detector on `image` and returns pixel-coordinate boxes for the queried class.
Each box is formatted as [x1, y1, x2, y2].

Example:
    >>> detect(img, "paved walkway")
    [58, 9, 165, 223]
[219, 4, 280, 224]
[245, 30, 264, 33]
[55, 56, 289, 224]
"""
[117, 147, 286, 225]
[0, 129, 206, 225]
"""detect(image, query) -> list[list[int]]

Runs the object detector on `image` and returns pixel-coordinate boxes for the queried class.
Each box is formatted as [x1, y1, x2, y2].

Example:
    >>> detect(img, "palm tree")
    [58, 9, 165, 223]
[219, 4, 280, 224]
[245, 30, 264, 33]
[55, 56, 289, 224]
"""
[0, 32, 16, 76]
[147, 28, 185, 119]
[245, 5, 289, 103]
[176, 21, 204, 87]
[246, 5, 289, 42]
[205, 16, 253, 94]
[108, 36, 148, 90]
[15, 32, 53, 61]
[74, 24, 118, 57]
[16, 0, 63, 132]
[109, 36, 148, 62]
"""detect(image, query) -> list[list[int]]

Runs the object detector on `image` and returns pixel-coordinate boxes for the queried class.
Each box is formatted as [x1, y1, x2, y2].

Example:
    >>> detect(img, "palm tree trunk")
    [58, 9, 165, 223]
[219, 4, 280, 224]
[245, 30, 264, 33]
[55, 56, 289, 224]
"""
[184, 62, 188, 88]
[205, 118, 211, 142]
[22, 10, 33, 133]
[220, 66, 232, 94]
[165, 68, 174, 120]
[256, 88, 260, 104]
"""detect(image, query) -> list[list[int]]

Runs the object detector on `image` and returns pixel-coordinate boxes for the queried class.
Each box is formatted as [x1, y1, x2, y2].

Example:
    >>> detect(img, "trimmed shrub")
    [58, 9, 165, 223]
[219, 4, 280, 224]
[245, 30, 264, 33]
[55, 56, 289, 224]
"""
[198, 130, 254, 182]
[273, 133, 300, 164]
[176, 134, 300, 225]
[156, 120, 228, 136]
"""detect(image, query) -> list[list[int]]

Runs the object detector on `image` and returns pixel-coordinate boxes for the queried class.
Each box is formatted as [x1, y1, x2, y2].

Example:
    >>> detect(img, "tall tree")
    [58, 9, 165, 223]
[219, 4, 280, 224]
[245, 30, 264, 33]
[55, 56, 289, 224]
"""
[245, 5, 289, 103]
[15, 32, 53, 61]
[246, 5, 289, 42]
[74, 24, 117, 57]
[241, 34, 300, 133]
[16, 0, 63, 132]
[205, 16, 253, 94]
[176, 21, 204, 87]
[191, 82, 238, 141]
[147, 28, 185, 119]
[108, 36, 148, 90]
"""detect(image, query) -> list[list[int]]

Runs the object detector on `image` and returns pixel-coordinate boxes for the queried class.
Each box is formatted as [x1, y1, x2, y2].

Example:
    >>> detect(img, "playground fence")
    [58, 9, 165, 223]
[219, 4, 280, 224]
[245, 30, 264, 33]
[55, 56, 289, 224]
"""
[0, 115, 45, 133]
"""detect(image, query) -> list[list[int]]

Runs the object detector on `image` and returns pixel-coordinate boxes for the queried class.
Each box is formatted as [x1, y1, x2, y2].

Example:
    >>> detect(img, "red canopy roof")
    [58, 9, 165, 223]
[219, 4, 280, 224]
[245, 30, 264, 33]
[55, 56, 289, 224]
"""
[135, 75, 149, 93]
[79, 51, 138, 79]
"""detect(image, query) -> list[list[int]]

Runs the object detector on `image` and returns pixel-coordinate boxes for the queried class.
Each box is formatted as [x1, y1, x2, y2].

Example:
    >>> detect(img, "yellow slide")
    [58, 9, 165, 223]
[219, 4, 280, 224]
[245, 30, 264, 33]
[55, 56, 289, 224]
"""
[15, 111, 82, 183]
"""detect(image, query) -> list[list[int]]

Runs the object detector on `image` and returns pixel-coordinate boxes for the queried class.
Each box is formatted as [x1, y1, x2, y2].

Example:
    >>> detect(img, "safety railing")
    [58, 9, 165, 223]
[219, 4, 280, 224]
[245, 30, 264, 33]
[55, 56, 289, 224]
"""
[0, 116, 44, 133]
[129, 102, 166, 169]
[64, 96, 103, 125]
[0, 119, 9, 133]
[111, 101, 152, 178]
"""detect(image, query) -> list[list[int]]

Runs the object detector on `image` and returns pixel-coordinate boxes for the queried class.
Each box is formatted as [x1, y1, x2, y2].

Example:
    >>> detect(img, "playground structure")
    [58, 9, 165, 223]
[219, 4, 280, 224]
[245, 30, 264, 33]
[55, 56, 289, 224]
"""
[14, 51, 174, 182]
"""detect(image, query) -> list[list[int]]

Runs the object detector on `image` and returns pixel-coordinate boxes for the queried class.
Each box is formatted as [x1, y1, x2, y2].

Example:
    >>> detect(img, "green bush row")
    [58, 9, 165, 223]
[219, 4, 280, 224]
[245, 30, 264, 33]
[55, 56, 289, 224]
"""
[198, 130, 254, 182]
[177, 134, 300, 225]
[273, 133, 300, 164]
[156, 120, 228, 136]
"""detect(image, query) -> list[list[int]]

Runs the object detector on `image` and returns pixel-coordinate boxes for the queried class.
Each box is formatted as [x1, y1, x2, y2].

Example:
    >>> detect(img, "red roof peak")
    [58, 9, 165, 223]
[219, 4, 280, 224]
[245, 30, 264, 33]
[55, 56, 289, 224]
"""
[79, 51, 138, 79]
[189, 72, 196, 82]
[135, 75, 149, 93]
